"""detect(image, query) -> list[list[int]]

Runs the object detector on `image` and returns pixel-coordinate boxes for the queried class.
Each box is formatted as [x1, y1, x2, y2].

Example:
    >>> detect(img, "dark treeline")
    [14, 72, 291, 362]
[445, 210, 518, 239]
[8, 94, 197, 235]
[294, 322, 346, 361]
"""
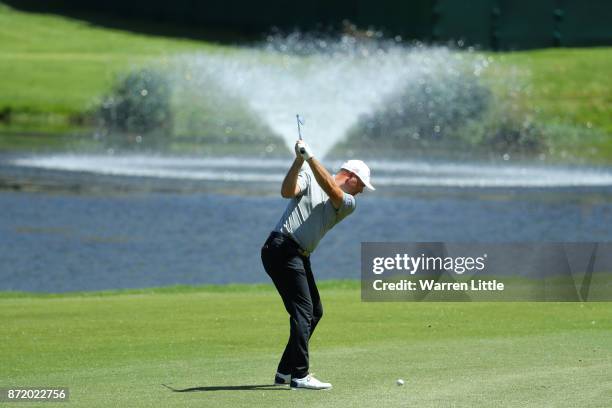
[5, 0, 612, 49]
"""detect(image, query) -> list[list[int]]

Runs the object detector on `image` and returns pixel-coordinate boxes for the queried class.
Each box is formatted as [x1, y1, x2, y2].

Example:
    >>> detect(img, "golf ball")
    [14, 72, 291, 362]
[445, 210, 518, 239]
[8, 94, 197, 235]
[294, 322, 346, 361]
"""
[396, 379, 404, 386]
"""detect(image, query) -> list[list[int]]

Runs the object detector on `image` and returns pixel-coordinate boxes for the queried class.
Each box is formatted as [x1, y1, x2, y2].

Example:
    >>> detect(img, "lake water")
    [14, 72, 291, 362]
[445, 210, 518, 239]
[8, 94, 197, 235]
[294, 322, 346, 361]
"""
[1, 154, 612, 292]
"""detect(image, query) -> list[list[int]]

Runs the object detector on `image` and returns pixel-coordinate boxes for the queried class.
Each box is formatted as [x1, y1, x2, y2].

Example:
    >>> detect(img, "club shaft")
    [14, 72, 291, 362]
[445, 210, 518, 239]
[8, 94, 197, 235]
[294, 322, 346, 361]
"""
[296, 114, 303, 140]
[296, 114, 305, 154]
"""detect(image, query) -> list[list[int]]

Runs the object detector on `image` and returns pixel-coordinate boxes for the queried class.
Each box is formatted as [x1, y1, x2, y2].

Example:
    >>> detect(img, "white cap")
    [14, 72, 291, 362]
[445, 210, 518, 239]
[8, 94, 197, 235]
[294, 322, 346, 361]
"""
[340, 160, 375, 191]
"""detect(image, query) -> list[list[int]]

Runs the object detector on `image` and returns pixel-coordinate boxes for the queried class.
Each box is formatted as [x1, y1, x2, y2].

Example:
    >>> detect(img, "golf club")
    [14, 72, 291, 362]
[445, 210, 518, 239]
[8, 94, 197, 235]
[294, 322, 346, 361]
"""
[296, 114, 305, 154]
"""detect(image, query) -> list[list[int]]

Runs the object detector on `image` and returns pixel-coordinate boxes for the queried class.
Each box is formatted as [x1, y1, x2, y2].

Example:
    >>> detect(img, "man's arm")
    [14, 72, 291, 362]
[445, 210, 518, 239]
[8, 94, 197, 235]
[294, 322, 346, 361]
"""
[305, 157, 344, 209]
[280, 157, 305, 198]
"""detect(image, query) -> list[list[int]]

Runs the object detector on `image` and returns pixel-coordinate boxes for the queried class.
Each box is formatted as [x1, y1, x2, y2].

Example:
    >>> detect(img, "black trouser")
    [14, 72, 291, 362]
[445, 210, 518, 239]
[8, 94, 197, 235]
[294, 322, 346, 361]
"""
[261, 232, 323, 378]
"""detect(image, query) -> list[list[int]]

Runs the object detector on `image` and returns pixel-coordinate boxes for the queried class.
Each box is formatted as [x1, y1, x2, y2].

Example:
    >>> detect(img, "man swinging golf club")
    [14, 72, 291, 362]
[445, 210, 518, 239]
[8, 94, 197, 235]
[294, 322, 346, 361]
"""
[261, 122, 375, 390]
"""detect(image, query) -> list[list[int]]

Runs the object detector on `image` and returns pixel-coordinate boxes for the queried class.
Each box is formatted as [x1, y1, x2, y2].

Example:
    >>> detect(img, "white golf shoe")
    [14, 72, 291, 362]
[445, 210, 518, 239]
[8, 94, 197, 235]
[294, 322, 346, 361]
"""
[290, 374, 332, 390]
[274, 372, 291, 385]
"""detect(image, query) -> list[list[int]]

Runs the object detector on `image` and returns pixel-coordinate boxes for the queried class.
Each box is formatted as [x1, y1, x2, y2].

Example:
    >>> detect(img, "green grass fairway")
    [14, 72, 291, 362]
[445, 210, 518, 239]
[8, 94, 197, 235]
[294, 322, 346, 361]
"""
[0, 3, 222, 111]
[495, 48, 612, 134]
[2, 283, 611, 407]
[0, 2, 224, 135]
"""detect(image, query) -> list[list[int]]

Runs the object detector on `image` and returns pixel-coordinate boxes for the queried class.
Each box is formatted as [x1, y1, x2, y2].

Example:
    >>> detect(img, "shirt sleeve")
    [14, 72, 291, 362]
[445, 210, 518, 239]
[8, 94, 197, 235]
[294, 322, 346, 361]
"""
[296, 170, 310, 196]
[336, 192, 356, 219]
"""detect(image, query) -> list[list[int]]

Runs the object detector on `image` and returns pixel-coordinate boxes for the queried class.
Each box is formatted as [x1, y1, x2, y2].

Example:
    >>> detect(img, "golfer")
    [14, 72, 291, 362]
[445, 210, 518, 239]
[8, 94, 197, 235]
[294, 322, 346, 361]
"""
[261, 140, 374, 390]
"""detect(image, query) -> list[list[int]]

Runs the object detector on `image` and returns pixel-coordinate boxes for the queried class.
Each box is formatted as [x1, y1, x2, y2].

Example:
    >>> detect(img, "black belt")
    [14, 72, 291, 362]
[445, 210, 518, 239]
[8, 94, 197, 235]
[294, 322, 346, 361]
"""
[270, 231, 310, 257]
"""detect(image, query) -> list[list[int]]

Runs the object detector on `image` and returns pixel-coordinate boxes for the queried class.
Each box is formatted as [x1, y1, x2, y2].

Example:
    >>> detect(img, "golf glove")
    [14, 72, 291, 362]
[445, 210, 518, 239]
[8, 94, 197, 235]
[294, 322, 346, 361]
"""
[296, 141, 314, 161]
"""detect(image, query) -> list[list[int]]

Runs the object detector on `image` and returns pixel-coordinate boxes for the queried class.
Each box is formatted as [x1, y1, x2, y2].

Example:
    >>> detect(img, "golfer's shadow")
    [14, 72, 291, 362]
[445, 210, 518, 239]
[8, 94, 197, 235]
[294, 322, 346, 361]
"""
[162, 383, 287, 392]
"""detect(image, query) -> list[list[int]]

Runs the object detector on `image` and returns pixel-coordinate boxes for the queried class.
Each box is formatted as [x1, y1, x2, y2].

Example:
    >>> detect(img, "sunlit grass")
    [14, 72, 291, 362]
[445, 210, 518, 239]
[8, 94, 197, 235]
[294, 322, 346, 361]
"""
[2, 283, 611, 407]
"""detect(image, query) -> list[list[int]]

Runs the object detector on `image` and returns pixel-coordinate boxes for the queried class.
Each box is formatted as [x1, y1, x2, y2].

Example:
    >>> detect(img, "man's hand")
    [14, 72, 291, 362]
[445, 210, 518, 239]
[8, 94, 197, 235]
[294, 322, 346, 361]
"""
[296, 140, 314, 161]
